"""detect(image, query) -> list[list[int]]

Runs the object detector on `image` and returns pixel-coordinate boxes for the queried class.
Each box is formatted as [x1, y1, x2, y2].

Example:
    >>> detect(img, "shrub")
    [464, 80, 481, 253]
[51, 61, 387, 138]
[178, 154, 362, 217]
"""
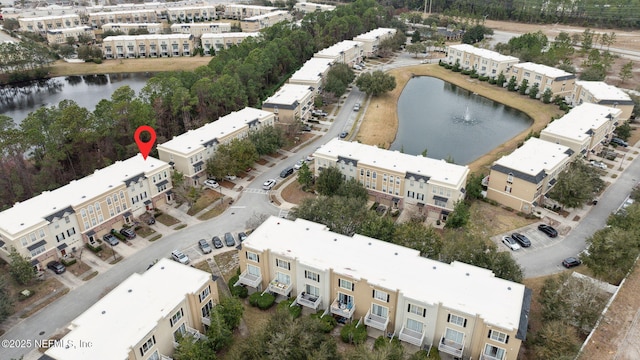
[370, 202, 379, 211]
[478, 76, 489, 82]
[61, 258, 76, 266]
[311, 310, 337, 332]
[228, 274, 249, 298]
[249, 292, 275, 310]
[461, 70, 471, 75]
[86, 242, 102, 253]
[340, 323, 367, 344]
[373, 336, 387, 350]
[93, 58, 102, 64]
[111, 230, 126, 241]
[470, 73, 479, 79]
[277, 299, 302, 318]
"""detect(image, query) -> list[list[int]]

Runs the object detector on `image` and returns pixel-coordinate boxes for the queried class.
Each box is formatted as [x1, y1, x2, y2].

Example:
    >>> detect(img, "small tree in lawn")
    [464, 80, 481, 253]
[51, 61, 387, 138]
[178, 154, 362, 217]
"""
[315, 166, 344, 196]
[297, 162, 313, 191]
[496, 72, 506, 87]
[619, 61, 633, 84]
[507, 76, 517, 91]
[529, 83, 540, 99]
[9, 247, 35, 286]
[542, 88, 553, 103]
[444, 200, 470, 229]
[518, 79, 529, 95]
[0, 276, 13, 323]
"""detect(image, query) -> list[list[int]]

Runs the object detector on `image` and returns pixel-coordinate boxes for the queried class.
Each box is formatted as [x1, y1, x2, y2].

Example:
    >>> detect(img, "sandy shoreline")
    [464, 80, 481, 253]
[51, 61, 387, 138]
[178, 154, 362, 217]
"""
[356, 63, 565, 175]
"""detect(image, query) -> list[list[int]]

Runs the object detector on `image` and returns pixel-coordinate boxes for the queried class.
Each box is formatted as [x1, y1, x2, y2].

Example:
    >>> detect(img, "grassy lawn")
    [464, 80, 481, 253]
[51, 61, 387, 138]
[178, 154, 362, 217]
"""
[281, 180, 316, 205]
[156, 213, 180, 226]
[198, 202, 230, 221]
[48, 57, 212, 77]
[66, 261, 92, 277]
[213, 251, 240, 283]
[193, 260, 213, 274]
[467, 200, 538, 237]
[136, 226, 157, 238]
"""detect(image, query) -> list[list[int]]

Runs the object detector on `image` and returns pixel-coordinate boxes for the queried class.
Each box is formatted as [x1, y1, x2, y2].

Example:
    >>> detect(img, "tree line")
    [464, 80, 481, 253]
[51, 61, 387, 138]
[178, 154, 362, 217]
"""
[0, 0, 396, 211]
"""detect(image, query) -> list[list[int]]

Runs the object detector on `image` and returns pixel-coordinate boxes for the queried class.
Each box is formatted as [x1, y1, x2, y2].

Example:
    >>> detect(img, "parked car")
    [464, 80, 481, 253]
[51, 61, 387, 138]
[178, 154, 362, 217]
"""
[262, 179, 277, 190]
[353, 103, 360, 111]
[293, 159, 305, 170]
[120, 228, 136, 239]
[103, 233, 120, 246]
[511, 232, 531, 247]
[204, 179, 220, 189]
[537, 224, 558, 238]
[224, 232, 236, 247]
[199, 239, 212, 254]
[501, 236, 521, 251]
[212, 236, 223, 249]
[590, 160, 607, 170]
[238, 232, 248, 242]
[562, 257, 582, 268]
[306, 154, 315, 162]
[146, 216, 156, 225]
[339, 131, 349, 139]
[311, 110, 328, 117]
[280, 167, 294, 178]
[47, 260, 66, 274]
[353, 64, 363, 70]
[225, 174, 237, 181]
[301, 124, 313, 132]
[611, 137, 628, 147]
[171, 250, 190, 264]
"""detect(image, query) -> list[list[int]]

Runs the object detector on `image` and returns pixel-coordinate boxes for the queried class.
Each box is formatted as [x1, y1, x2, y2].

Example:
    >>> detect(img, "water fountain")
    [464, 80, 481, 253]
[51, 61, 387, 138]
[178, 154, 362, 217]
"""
[452, 105, 480, 126]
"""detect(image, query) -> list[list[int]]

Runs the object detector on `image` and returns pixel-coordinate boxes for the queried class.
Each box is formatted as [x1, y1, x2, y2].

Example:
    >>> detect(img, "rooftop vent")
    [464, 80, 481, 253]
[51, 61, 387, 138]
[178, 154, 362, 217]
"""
[466, 273, 470, 276]
[128, 289, 132, 293]
[101, 310, 106, 314]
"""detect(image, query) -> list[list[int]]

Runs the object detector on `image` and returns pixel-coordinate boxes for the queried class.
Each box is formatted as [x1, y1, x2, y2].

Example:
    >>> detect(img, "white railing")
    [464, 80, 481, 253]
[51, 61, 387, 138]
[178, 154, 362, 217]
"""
[480, 353, 504, 360]
[438, 336, 464, 358]
[399, 326, 425, 347]
[186, 325, 207, 341]
[296, 292, 322, 309]
[330, 297, 355, 319]
[364, 309, 389, 331]
[267, 279, 292, 297]
[235, 270, 261, 288]
[201, 316, 210, 326]
[160, 354, 174, 360]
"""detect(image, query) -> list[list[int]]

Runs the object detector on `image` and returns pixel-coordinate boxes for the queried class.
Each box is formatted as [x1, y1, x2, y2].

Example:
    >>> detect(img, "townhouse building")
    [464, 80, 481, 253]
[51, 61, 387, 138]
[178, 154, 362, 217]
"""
[0, 155, 173, 269]
[101, 23, 163, 35]
[18, 14, 81, 34]
[171, 22, 231, 36]
[294, 1, 336, 13]
[261, 83, 315, 124]
[86, 2, 166, 13]
[222, 4, 277, 19]
[313, 139, 469, 219]
[236, 216, 530, 360]
[508, 62, 576, 100]
[45, 26, 95, 45]
[288, 57, 335, 94]
[102, 34, 195, 58]
[240, 10, 292, 32]
[315, 40, 365, 66]
[45, 258, 218, 360]
[540, 103, 621, 159]
[486, 138, 573, 212]
[201, 32, 260, 55]
[88, 10, 158, 29]
[570, 81, 634, 120]
[164, 5, 218, 23]
[157, 107, 275, 185]
[445, 44, 519, 79]
[353, 28, 397, 57]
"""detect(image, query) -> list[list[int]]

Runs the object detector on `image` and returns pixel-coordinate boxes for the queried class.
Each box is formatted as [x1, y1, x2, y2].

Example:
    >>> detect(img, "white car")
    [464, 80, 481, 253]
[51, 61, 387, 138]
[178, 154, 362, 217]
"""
[225, 174, 237, 181]
[293, 159, 305, 170]
[306, 154, 315, 162]
[501, 236, 521, 251]
[203, 179, 220, 189]
[590, 160, 607, 170]
[171, 250, 190, 264]
[262, 179, 277, 190]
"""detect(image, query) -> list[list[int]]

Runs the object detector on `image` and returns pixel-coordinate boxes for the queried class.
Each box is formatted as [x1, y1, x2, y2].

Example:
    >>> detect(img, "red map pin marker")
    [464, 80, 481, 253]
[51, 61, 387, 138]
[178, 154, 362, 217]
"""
[134, 125, 156, 160]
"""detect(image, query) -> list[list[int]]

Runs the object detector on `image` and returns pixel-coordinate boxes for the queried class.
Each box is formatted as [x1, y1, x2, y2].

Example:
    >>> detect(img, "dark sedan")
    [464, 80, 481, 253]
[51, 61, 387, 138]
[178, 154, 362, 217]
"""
[562, 257, 582, 268]
[47, 261, 66, 274]
[511, 232, 531, 247]
[212, 236, 223, 249]
[537, 224, 558, 238]
[224, 232, 236, 247]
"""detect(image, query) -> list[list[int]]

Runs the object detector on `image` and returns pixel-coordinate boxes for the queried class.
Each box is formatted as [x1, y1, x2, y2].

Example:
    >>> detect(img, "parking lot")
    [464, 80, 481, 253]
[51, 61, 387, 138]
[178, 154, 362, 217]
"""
[493, 222, 565, 257]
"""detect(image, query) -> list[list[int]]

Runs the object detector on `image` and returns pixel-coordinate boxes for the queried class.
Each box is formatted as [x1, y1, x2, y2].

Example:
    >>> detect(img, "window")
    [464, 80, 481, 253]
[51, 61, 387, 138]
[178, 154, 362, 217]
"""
[305, 284, 320, 297]
[507, 173, 513, 184]
[39, 229, 45, 238]
[21, 237, 27, 247]
[246, 252, 259, 262]
[276, 272, 291, 284]
[435, 199, 447, 207]
[444, 328, 464, 344]
[406, 318, 423, 333]
[339, 278, 354, 291]
[201, 300, 213, 318]
[305, 270, 320, 282]
[371, 303, 388, 318]
[169, 308, 184, 327]
[56, 233, 65, 242]
[408, 304, 426, 317]
[65, 216, 70, 224]
[484, 344, 506, 360]
[489, 330, 509, 344]
[504, 185, 512, 193]
[173, 323, 186, 342]
[448, 314, 467, 327]
[373, 289, 389, 302]
[67, 227, 76, 236]
[276, 258, 290, 270]
[199, 286, 210, 302]
[30, 233, 36, 242]
[139, 335, 156, 356]
[30, 245, 46, 257]
[147, 351, 160, 360]
[247, 264, 261, 276]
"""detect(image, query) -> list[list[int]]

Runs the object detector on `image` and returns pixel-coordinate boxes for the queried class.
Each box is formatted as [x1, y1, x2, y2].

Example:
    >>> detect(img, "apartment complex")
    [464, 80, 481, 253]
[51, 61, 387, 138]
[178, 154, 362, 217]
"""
[236, 216, 530, 360]
[0, 155, 173, 268]
[101, 23, 163, 35]
[508, 62, 576, 99]
[288, 57, 335, 94]
[102, 34, 195, 58]
[294, 1, 336, 13]
[540, 103, 621, 159]
[165, 5, 218, 22]
[18, 14, 81, 33]
[222, 4, 277, 19]
[45, 258, 218, 360]
[486, 138, 573, 212]
[201, 32, 260, 54]
[240, 10, 292, 32]
[157, 107, 275, 184]
[45, 26, 95, 44]
[170, 22, 231, 36]
[353, 28, 397, 57]
[315, 40, 364, 66]
[261, 84, 315, 123]
[88, 10, 159, 29]
[571, 80, 635, 120]
[445, 44, 519, 79]
[313, 139, 469, 218]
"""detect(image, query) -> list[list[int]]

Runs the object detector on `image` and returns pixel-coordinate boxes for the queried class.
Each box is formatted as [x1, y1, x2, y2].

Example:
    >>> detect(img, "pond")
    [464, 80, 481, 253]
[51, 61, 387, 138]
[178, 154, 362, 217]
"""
[391, 76, 533, 165]
[0, 73, 153, 125]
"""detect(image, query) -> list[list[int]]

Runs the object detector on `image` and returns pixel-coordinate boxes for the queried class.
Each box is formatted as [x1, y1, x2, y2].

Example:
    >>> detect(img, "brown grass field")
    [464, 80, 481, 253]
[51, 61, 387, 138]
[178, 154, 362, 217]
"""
[48, 56, 212, 77]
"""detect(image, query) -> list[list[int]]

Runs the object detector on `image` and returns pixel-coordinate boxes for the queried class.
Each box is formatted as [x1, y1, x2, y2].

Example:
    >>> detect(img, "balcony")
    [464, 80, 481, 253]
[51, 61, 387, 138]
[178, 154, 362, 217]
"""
[160, 354, 174, 360]
[398, 326, 425, 347]
[330, 297, 355, 319]
[438, 336, 464, 358]
[267, 279, 292, 297]
[296, 291, 322, 310]
[186, 325, 207, 340]
[201, 315, 210, 326]
[480, 354, 504, 360]
[364, 309, 389, 331]
[235, 270, 262, 288]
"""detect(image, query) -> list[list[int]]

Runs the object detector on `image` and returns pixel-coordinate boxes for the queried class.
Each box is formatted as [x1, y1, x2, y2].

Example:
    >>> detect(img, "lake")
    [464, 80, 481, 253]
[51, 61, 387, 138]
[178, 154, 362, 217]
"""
[392, 76, 533, 165]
